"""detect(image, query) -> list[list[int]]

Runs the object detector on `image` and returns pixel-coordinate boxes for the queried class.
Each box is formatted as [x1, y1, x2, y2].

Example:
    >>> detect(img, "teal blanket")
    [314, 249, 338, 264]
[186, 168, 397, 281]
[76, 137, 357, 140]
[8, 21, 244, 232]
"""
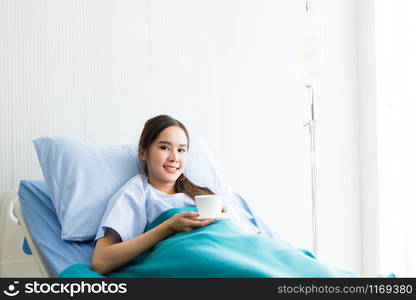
[59, 207, 361, 278]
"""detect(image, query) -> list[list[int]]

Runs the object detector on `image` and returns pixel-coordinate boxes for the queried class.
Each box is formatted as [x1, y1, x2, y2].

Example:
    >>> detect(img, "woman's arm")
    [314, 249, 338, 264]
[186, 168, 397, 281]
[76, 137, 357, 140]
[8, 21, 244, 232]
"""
[91, 211, 215, 275]
[91, 221, 172, 275]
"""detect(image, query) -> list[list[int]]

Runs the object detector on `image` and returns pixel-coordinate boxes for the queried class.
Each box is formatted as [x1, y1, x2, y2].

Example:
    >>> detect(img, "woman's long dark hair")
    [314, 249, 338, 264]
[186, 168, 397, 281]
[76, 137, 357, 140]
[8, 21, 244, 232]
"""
[138, 114, 214, 200]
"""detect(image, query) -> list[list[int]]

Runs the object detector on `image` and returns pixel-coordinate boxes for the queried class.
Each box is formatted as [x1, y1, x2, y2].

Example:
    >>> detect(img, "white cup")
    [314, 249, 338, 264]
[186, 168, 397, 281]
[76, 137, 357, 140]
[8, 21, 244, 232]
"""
[194, 195, 223, 218]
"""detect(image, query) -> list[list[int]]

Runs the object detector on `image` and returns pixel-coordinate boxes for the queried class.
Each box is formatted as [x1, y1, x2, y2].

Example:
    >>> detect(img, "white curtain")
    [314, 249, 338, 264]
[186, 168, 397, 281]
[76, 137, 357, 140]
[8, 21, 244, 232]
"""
[375, 0, 416, 276]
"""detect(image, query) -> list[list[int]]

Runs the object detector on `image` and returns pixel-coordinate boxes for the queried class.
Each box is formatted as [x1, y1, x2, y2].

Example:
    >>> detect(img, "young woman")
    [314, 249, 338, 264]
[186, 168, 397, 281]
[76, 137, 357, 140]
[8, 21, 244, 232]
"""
[79, 114, 374, 279]
[91, 115, 258, 275]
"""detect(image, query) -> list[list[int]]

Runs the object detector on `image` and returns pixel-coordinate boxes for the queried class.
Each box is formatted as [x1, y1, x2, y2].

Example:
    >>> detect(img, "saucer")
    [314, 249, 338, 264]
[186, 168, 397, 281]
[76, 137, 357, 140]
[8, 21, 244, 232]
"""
[195, 212, 231, 221]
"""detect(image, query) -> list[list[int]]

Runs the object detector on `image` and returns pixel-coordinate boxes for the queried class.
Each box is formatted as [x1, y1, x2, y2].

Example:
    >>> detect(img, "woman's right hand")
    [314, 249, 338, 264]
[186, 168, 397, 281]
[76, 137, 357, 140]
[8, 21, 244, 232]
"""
[165, 211, 216, 233]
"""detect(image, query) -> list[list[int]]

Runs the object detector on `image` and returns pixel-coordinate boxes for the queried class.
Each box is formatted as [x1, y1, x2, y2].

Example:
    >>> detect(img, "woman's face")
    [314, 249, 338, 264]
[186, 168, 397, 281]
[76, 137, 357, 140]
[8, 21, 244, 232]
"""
[140, 125, 188, 186]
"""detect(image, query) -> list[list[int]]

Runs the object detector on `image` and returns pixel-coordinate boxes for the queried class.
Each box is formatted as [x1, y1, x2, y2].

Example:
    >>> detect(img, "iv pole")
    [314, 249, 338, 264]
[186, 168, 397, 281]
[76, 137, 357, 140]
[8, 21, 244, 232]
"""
[304, 83, 318, 256]
[302, 1, 320, 257]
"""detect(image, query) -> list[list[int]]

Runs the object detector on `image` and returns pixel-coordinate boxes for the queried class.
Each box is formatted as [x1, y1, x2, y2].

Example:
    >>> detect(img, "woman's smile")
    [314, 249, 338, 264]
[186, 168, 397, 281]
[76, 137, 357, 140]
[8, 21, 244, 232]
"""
[164, 165, 179, 173]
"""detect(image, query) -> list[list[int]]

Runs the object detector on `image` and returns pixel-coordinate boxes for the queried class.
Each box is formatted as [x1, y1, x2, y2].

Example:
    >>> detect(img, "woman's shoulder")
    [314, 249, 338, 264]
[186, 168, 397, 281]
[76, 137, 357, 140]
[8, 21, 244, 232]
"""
[123, 173, 146, 187]
[113, 173, 148, 196]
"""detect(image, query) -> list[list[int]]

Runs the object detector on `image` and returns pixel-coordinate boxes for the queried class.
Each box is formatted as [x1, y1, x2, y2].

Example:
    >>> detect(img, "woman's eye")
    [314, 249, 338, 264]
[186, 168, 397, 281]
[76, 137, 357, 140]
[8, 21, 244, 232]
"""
[160, 146, 186, 152]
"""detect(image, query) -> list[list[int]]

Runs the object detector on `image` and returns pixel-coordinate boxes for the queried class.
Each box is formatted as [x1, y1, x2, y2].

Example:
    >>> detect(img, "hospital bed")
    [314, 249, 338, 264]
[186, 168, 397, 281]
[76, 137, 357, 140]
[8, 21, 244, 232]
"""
[4, 180, 278, 278]
[0, 133, 396, 278]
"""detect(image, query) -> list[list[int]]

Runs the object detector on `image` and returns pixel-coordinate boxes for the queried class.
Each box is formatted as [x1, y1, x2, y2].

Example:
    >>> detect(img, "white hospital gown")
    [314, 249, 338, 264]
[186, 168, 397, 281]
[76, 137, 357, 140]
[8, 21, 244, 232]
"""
[95, 173, 260, 243]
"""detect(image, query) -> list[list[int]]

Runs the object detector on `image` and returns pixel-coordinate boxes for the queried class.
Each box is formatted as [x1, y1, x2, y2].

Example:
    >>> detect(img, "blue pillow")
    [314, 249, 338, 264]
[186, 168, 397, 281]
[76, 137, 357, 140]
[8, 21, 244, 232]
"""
[33, 135, 226, 241]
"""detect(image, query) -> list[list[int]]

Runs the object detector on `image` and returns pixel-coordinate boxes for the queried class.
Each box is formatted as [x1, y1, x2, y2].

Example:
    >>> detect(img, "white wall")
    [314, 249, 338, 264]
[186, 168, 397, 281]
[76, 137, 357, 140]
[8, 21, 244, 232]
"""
[374, 0, 416, 277]
[0, 0, 361, 274]
[356, 0, 380, 276]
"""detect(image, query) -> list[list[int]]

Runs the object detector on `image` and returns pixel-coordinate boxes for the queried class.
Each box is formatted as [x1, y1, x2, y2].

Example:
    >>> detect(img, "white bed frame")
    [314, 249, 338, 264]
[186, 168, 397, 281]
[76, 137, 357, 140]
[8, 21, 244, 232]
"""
[0, 190, 51, 277]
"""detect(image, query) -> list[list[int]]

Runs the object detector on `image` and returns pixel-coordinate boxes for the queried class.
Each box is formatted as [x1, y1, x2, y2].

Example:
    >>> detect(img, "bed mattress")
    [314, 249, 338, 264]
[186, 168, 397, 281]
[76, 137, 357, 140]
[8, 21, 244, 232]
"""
[18, 181, 94, 277]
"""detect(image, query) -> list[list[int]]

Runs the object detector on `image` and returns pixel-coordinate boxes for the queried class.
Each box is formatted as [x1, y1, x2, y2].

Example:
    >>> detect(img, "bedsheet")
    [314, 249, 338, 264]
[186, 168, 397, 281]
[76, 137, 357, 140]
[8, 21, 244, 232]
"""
[59, 207, 362, 278]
